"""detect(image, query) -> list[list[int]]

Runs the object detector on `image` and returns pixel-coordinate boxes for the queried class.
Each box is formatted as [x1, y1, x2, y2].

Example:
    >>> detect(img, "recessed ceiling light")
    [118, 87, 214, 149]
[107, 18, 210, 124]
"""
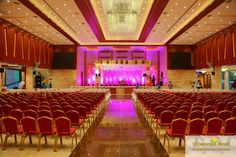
[8, 10, 11, 13]
[0, 13, 2, 16]
[63, 3, 67, 6]
[226, 6, 230, 8]
[198, 3, 201, 5]
[9, 18, 12, 21]
[68, 9, 71, 12]
[175, 2, 178, 5]
[217, 12, 221, 14]
[56, 7, 59, 10]
[228, 21, 232, 24]
[221, 25, 224, 28]
[220, 19, 222, 22]
[184, 6, 187, 9]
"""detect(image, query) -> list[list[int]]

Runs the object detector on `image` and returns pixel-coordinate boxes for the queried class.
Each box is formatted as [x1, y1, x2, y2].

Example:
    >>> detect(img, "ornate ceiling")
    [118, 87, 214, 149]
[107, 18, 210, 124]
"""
[0, 0, 235, 45]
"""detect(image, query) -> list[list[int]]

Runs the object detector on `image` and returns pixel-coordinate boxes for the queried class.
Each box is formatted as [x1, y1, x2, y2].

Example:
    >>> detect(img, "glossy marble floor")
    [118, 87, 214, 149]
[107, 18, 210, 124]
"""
[70, 99, 169, 157]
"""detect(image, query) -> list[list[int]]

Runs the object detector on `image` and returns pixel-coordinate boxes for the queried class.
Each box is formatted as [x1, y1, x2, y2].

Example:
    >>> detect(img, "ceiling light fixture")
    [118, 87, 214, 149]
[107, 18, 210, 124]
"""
[107, 0, 137, 24]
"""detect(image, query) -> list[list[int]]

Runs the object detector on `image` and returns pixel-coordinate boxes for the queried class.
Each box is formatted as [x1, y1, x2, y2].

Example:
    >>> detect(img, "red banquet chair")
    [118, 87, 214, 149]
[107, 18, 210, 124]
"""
[204, 106, 215, 114]
[76, 106, 90, 126]
[54, 117, 77, 151]
[38, 110, 52, 118]
[156, 110, 174, 137]
[216, 102, 226, 112]
[2, 105, 13, 116]
[37, 116, 56, 151]
[224, 117, 236, 135]
[0, 118, 3, 143]
[187, 118, 205, 135]
[189, 110, 204, 120]
[205, 111, 218, 122]
[10, 109, 24, 122]
[52, 110, 66, 119]
[24, 109, 38, 119]
[18, 101, 28, 111]
[163, 118, 188, 154]
[232, 106, 236, 117]
[51, 105, 62, 112]
[63, 105, 74, 113]
[2, 116, 23, 150]
[218, 110, 232, 121]
[66, 110, 84, 135]
[175, 110, 189, 120]
[205, 118, 223, 135]
[20, 117, 39, 150]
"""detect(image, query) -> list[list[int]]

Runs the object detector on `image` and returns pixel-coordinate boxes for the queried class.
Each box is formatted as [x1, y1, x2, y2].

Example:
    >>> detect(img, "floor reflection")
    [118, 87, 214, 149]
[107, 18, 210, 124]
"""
[70, 99, 169, 157]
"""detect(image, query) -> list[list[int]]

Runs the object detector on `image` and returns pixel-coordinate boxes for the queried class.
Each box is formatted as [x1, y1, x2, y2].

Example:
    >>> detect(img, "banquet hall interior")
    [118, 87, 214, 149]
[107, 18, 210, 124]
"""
[0, 0, 236, 157]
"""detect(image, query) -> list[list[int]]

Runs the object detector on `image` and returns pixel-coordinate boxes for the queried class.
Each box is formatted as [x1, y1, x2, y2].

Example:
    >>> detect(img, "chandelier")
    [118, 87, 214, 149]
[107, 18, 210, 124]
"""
[107, 0, 137, 23]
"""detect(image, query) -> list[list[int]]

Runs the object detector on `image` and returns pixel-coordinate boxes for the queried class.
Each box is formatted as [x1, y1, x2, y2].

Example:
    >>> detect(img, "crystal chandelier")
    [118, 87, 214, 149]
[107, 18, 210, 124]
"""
[107, 0, 137, 23]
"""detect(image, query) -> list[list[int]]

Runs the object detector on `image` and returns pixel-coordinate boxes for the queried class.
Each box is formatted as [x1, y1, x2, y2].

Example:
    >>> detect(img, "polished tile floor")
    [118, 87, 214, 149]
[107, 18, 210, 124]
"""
[70, 99, 169, 157]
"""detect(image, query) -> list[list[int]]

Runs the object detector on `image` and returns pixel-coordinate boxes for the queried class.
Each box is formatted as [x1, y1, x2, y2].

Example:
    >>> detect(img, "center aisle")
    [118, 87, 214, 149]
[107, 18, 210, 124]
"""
[71, 99, 169, 157]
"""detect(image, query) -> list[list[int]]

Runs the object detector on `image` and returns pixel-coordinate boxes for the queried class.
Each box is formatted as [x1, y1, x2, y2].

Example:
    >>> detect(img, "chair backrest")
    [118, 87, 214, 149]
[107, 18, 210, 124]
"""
[21, 116, 38, 134]
[179, 105, 191, 112]
[167, 106, 178, 114]
[205, 111, 218, 122]
[192, 106, 203, 112]
[160, 110, 174, 123]
[154, 106, 165, 118]
[63, 105, 74, 113]
[37, 116, 54, 134]
[0, 118, 3, 133]
[3, 105, 13, 116]
[39, 105, 50, 111]
[216, 102, 226, 112]
[24, 109, 37, 118]
[81, 102, 92, 113]
[52, 110, 65, 119]
[192, 102, 202, 107]
[227, 102, 235, 111]
[170, 118, 188, 136]
[206, 118, 223, 135]
[38, 110, 52, 118]
[10, 109, 24, 121]
[27, 105, 38, 112]
[189, 118, 205, 135]
[66, 110, 80, 124]
[19, 101, 28, 111]
[51, 105, 62, 112]
[204, 106, 215, 114]
[55, 117, 71, 135]
[175, 110, 189, 120]
[224, 117, 236, 135]
[71, 102, 80, 108]
[76, 106, 87, 118]
[39, 101, 50, 106]
[190, 110, 204, 120]
[150, 102, 160, 112]
[233, 106, 236, 117]
[218, 110, 232, 121]
[2, 116, 19, 134]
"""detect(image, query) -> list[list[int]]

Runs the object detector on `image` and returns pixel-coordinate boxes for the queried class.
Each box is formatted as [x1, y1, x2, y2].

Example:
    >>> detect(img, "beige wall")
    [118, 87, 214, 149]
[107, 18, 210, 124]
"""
[167, 70, 196, 89]
[49, 70, 77, 88]
[211, 67, 222, 89]
[25, 66, 34, 89]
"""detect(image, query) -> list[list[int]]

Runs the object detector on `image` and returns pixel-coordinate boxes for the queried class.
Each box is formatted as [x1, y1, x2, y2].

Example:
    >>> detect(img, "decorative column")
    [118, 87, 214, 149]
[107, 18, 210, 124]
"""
[224, 70, 229, 90]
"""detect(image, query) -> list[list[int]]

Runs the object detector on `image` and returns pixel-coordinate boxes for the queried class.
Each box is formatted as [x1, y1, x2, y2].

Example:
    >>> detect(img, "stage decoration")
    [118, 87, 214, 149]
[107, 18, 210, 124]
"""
[95, 60, 151, 66]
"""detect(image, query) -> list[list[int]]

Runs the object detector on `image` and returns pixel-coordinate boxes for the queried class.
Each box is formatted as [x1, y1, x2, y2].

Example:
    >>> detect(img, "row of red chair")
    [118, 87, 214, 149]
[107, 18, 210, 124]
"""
[0, 116, 77, 151]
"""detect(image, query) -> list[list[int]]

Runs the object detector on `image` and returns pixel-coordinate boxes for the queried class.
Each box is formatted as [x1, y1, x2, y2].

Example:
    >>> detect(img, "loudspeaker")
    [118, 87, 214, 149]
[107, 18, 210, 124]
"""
[143, 73, 147, 77]
[211, 71, 215, 75]
[0, 68, 4, 73]
[33, 71, 36, 75]
[35, 75, 42, 88]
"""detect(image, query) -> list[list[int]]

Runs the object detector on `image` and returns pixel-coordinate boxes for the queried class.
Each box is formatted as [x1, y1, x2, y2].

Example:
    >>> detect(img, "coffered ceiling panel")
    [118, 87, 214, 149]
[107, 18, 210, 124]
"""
[0, 0, 73, 44]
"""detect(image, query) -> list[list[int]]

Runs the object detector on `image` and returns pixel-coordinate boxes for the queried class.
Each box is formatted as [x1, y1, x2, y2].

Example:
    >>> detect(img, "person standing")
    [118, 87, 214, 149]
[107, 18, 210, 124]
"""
[152, 75, 156, 86]
[196, 80, 202, 89]
[168, 81, 173, 89]
[231, 80, 236, 90]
